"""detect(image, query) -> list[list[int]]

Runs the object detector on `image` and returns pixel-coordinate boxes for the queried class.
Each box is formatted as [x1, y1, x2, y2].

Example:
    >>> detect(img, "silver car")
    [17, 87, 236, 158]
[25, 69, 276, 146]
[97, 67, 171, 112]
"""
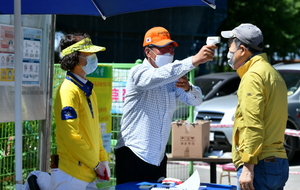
[194, 63, 300, 161]
[173, 72, 240, 120]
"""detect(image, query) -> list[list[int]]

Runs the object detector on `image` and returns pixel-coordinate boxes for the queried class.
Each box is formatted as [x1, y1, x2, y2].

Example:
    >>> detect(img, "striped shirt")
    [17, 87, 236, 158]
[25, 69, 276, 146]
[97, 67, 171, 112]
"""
[115, 57, 202, 166]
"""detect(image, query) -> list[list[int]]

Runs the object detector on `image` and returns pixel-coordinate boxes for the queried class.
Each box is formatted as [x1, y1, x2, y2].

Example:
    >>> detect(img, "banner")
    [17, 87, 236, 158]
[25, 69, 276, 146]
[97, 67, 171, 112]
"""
[87, 64, 113, 153]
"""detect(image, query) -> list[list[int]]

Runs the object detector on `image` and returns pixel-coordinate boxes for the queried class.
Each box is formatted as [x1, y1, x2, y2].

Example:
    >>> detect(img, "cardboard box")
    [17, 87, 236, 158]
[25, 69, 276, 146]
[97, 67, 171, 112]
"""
[171, 120, 210, 158]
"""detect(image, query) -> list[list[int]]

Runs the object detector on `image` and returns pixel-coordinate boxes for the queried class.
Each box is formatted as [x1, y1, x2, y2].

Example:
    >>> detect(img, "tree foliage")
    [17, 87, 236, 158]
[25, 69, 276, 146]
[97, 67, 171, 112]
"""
[219, 0, 300, 63]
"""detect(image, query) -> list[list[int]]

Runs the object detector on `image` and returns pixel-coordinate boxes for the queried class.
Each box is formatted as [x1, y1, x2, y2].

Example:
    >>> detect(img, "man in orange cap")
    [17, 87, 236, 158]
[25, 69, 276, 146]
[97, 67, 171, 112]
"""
[115, 26, 217, 184]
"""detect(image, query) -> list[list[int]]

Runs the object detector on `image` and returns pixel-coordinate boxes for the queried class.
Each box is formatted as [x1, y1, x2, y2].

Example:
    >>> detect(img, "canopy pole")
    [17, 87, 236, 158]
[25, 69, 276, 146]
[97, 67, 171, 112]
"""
[39, 14, 56, 172]
[14, 0, 23, 189]
[90, 0, 106, 20]
[202, 0, 216, 9]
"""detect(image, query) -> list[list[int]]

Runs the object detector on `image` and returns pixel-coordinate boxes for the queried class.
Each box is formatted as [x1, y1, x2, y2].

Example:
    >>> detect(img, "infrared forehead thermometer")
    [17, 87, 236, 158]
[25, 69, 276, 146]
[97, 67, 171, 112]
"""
[206, 36, 221, 45]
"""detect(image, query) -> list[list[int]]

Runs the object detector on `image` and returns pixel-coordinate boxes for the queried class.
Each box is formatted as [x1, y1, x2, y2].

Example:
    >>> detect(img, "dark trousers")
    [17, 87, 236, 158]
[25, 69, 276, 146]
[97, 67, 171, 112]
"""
[115, 146, 167, 185]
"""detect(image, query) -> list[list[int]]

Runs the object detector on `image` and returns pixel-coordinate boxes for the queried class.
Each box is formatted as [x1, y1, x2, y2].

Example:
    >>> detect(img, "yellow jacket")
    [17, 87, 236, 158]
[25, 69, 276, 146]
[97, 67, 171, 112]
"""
[233, 53, 288, 168]
[54, 72, 108, 182]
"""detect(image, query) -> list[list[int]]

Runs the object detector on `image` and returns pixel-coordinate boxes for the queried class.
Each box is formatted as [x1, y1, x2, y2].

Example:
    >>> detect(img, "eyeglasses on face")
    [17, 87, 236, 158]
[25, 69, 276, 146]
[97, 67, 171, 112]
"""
[149, 45, 176, 54]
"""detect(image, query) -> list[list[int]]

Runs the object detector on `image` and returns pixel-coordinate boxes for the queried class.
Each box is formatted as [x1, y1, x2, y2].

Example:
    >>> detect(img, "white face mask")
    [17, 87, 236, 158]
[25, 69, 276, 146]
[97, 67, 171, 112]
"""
[150, 49, 174, 67]
[80, 54, 98, 74]
[227, 49, 245, 70]
[227, 51, 235, 69]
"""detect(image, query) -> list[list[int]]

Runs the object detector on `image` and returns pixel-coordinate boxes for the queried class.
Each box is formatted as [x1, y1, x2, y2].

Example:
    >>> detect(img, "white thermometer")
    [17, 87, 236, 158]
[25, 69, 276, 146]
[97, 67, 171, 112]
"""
[206, 36, 220, 45]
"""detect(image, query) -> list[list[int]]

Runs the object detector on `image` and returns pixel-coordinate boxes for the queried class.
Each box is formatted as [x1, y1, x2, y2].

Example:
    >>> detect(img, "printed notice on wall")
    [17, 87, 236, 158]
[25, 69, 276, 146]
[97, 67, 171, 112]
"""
[22, 27, 42, 85]
[0, 24, 15, 84]
[0, 24, 41, 85]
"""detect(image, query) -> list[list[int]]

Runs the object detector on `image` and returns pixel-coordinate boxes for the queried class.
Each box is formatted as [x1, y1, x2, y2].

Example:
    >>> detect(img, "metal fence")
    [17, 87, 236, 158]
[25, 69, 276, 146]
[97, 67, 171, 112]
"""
[0, 121, 41, 189]
[0, 61, 193, 189]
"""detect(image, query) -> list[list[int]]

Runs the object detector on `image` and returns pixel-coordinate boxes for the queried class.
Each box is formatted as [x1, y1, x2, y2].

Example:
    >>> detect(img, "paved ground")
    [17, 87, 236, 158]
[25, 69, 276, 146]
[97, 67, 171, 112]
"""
[166, 153, 300, 189]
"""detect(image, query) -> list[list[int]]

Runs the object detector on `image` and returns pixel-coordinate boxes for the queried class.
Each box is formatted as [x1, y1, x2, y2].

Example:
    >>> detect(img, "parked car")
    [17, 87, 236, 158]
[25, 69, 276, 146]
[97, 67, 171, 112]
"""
[194, 72, 241, 101]
[194, 63, 300, 161]
[194, 93, 236, 152]
[173, 72, 240, 120]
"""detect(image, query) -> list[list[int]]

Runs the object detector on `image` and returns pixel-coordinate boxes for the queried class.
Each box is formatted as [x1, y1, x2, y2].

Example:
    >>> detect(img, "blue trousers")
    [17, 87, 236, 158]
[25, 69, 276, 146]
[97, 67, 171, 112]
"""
[237, 157, 289, 190]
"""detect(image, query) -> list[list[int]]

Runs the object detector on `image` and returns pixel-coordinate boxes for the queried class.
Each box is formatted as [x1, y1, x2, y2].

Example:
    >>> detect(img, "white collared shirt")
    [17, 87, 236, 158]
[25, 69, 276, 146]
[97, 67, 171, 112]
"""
[116, 57, 203, 166]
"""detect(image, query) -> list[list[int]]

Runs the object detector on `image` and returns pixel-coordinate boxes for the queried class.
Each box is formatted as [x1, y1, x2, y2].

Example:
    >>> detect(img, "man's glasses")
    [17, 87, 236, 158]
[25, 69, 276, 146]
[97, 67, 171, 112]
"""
[149, 45, 176, 53]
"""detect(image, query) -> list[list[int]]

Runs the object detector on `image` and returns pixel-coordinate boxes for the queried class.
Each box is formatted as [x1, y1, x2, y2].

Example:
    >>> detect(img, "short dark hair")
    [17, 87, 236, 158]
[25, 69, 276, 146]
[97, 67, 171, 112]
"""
[59, 33, 90, 71]
[233, 38, 262, 54]
[143, 45, 154, 59]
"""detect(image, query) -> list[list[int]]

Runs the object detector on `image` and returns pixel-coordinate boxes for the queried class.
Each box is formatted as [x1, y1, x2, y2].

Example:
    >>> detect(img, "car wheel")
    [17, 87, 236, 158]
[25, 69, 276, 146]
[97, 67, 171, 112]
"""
[284, 124, 297, 162]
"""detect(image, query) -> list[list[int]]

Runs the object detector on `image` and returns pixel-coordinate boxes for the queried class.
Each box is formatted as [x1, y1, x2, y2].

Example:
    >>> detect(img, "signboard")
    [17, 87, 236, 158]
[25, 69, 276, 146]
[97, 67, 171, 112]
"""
[111, 68, 129, 114]
[0, 23, 47, 122]
[0, 24, 42, 86]
[0, 24, 15, 83]
[87, 65, 113, 153]
[22, 27, 42, 85]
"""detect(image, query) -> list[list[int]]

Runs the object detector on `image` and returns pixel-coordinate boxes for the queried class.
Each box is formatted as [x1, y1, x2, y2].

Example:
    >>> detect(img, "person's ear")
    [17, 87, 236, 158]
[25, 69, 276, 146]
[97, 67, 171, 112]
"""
[144, 47, 150, 58]
[240, 45, 247, 56]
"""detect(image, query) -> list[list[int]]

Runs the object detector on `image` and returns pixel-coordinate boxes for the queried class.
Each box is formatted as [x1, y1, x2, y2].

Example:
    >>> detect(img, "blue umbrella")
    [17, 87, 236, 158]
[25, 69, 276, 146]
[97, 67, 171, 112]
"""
[1, 0, 216, 19]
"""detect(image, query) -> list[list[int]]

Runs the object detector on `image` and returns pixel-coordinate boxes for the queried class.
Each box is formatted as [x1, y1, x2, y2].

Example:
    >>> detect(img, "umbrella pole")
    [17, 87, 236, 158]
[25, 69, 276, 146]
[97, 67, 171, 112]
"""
[14, 0, 23, 189]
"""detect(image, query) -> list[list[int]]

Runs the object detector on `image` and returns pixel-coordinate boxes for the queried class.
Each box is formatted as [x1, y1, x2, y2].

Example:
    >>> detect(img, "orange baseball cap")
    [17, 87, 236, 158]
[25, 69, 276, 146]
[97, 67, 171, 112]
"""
[143, 26, 178, 47]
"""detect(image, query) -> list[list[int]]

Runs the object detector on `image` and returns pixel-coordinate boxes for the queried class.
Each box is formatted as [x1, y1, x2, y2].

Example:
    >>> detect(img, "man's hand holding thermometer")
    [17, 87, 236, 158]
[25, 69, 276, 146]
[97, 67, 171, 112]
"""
[192, 36, 219, 66]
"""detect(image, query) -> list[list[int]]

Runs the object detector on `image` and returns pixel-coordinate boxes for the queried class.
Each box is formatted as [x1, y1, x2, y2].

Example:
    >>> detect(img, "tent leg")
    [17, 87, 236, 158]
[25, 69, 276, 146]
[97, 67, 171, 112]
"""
[39, 15, 56, 172]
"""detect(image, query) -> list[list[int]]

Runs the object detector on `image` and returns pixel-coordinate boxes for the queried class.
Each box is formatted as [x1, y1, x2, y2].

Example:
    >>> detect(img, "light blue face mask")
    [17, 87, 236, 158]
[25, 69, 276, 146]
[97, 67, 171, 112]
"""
[80, 54, 98, 74]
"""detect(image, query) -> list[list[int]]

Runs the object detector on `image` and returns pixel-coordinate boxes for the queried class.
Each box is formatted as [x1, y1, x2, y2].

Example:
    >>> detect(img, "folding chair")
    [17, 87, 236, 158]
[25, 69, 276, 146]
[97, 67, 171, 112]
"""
[219, 163, 236, 185]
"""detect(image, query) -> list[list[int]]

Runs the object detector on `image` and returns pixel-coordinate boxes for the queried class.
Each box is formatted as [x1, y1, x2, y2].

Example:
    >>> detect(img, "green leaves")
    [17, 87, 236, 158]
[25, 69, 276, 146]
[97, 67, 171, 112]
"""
[222, 0, 300, 62]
